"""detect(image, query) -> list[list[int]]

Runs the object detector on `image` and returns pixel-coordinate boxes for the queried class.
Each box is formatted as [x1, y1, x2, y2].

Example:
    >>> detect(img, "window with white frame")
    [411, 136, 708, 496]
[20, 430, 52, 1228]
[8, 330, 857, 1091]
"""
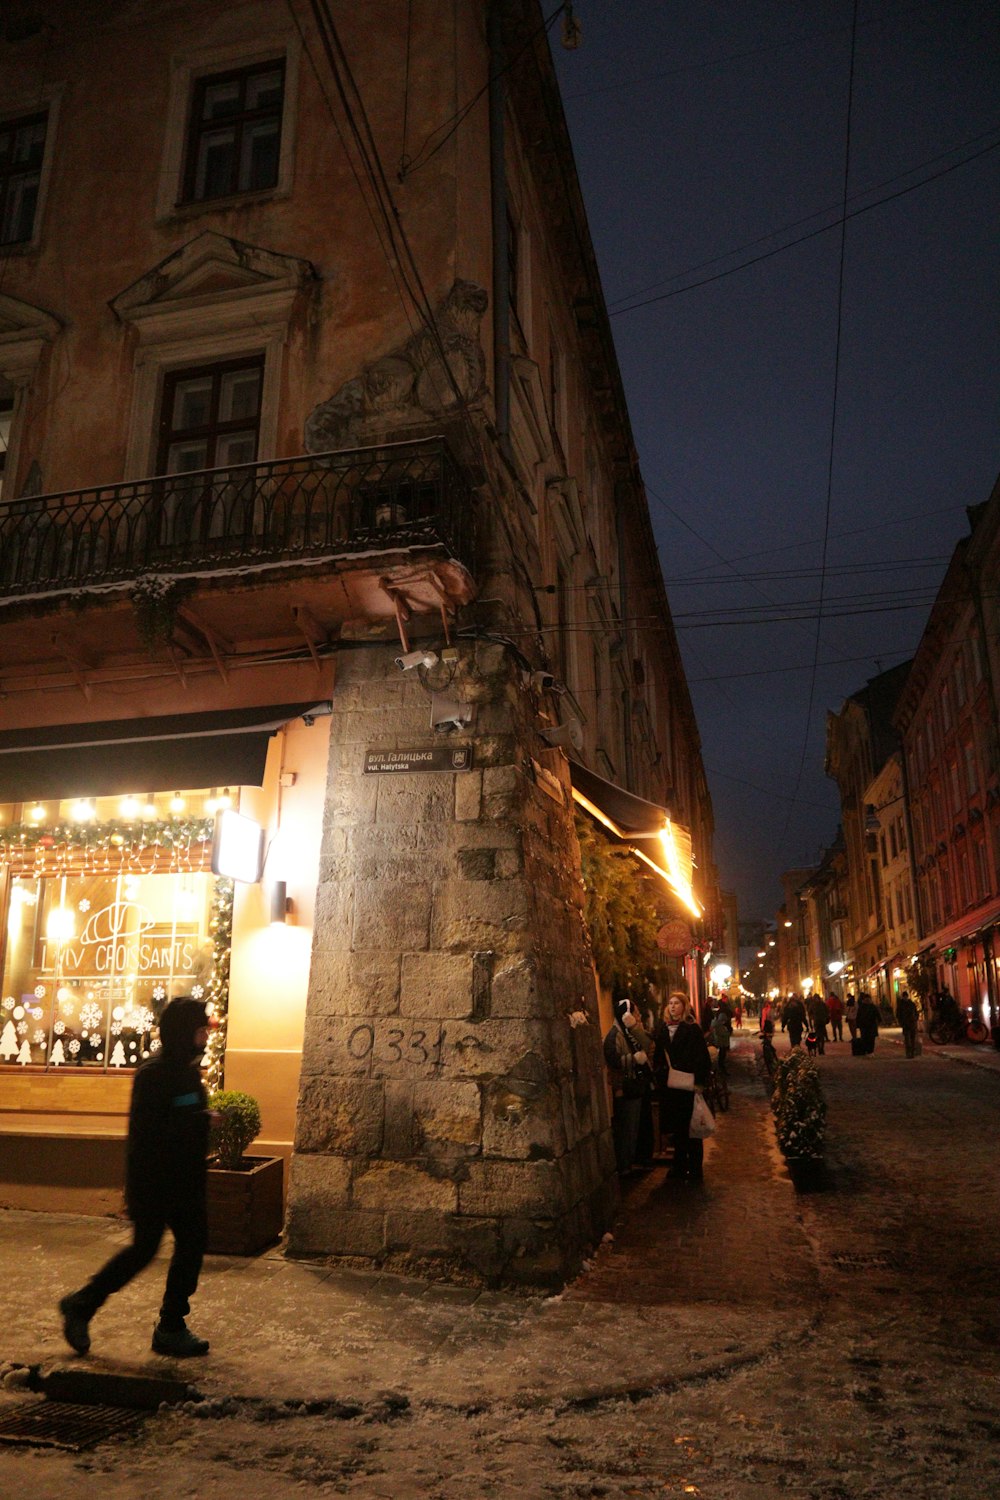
[182, 60, 285, 204]
[0, 111, 47, 245]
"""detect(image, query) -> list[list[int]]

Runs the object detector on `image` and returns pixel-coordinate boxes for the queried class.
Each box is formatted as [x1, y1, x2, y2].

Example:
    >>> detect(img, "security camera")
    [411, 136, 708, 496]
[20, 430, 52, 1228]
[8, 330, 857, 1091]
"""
[396, 649, 439, 672]
[529, 670, 556, 692]
[430, 693, 473, 732]
[541, 717, 584, 752]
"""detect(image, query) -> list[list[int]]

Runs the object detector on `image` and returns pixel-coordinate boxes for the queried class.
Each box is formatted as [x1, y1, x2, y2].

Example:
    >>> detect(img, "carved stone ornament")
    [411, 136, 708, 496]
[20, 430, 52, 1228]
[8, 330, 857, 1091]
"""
[304, 279, 488, 452]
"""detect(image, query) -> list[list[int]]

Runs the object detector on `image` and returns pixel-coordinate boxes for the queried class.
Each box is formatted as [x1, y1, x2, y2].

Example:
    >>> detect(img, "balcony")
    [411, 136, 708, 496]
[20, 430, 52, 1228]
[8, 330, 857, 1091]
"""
[0, 438, 476, 600]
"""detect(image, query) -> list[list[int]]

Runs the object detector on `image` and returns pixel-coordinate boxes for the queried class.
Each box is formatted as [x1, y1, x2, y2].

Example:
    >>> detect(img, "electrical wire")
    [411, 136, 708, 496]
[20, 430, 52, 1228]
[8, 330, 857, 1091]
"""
[610, 136, 1000, 316]
[777, 0, 858, 856]
[607, 124, 1000, 311]
[399, 2, 567, 179]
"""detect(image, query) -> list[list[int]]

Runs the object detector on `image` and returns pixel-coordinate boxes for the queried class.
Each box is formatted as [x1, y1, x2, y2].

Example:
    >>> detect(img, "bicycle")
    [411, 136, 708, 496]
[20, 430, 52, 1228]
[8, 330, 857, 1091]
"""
[927, 1008, 991, 1045]
[704, 1060, 730, 1114]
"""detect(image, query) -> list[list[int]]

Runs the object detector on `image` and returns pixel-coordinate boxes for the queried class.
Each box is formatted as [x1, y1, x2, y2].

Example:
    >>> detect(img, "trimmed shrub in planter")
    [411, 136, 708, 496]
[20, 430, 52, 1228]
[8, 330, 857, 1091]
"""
[771, 1051, 826, 1176]
[206, 1090, 283, 1255]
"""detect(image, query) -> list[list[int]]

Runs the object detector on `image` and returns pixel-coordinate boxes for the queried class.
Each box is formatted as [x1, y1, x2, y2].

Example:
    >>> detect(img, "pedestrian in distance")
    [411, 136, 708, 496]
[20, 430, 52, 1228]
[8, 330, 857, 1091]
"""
[59, 997, 217, 1359]
[845, 993, 858, 1042]
[783, 993, 806, 1049]
[807, 993, 830, 1055]
[603, 996, 654, 1178]
[654, 991, 712, 1183]
[897, 989, 920, 1058]
[706, 996, 732, 1076]
[827, 992, 844, 1042]
[855, 994, 880, 1055]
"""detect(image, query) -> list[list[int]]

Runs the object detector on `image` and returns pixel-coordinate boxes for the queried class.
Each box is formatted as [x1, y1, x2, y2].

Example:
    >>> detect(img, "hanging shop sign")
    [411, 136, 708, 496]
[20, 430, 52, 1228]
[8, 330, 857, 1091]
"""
[656, 919, 693, 956]
[364, 747, 473, 774]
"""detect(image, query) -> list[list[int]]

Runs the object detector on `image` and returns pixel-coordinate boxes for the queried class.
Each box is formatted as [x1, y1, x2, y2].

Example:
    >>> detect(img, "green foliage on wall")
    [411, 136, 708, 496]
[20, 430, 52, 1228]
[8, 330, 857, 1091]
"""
[575, 812, 662, 993]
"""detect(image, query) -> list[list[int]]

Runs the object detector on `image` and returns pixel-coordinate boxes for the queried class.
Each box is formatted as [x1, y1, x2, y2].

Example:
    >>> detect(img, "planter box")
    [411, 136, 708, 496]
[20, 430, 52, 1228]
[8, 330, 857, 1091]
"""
[206, 1155, 284, 1255]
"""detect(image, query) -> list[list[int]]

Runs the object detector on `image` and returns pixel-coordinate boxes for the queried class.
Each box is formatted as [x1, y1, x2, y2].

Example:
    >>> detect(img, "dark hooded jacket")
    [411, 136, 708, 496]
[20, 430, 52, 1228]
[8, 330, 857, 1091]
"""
[125, 998, 210, 1217]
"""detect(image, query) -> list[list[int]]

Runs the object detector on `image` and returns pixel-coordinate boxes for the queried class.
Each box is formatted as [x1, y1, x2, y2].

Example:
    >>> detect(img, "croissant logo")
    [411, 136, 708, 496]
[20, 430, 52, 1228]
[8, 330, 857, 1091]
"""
[78, 901, 156, 946]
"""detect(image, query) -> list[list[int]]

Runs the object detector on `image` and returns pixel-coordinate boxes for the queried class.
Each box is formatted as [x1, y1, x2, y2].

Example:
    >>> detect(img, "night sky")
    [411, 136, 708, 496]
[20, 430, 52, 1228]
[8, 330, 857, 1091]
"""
[551, 0, 1000, 923]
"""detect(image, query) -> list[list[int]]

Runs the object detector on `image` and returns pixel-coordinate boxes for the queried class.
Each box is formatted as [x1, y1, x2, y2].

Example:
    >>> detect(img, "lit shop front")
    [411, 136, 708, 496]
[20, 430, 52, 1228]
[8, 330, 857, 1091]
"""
[0, 702, 330, 1211]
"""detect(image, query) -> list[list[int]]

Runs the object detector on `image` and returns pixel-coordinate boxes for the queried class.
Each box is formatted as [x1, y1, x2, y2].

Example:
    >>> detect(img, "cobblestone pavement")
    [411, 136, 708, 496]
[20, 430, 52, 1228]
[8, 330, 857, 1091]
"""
[1, 1036, 998, 1497]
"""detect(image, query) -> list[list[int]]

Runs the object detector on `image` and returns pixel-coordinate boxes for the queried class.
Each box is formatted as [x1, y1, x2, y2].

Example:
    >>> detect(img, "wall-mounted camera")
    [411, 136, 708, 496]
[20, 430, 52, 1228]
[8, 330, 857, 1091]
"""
[430, 693, 473, 733]
[541, 716, 583, 752]
[396, 649, 439, 672]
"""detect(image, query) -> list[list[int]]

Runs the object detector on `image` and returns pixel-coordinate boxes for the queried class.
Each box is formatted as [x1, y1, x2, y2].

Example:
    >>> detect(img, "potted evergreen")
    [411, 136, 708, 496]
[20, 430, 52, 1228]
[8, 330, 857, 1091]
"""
[206, 1090, 284, 1255]
[771, 1052, 827, 1190]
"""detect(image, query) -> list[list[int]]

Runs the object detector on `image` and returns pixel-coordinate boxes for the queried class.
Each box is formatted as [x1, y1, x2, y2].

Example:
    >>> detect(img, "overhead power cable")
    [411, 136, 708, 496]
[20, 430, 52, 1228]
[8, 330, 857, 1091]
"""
[607, 124, 1000, 311]
[609, 136, 1000, 316]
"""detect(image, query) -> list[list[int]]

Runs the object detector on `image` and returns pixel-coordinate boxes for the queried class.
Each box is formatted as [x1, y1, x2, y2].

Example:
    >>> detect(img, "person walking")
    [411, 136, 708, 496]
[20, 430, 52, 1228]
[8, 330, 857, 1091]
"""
[58, 997, 216, 1359]
[807, 993, 830, 1055]
[783, 993, 806, 1048]
[706, 996, 733, 1076]
[855, 993, 880, 1055]
[603, 996, 654, 1177]
[897, 989, 920, 1058]
[827, 992, 844, 1042]
[654, 991, 712, 1182]
[845, 993, 859, 1042]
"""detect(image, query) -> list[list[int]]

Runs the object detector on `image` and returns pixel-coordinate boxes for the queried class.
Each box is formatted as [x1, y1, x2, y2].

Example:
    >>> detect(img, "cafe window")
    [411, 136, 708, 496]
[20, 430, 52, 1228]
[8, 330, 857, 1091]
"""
[0, 111, 47, 246]
[0, 788, 224, 1073]
[182, 60, 285, 203]
[1, 869, 216, 1070]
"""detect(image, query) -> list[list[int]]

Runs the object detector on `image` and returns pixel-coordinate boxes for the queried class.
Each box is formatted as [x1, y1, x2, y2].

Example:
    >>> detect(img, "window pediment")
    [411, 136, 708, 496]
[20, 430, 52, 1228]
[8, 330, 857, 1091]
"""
[110, 231, 315, 345]
[0, 292, 62, 378]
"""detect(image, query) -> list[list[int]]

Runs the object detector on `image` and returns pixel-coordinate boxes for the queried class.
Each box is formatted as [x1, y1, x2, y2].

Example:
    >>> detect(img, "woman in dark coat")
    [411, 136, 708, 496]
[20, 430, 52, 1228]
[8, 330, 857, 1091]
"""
[856, 994, 880, 1054]
[654, 991, 712, 1181]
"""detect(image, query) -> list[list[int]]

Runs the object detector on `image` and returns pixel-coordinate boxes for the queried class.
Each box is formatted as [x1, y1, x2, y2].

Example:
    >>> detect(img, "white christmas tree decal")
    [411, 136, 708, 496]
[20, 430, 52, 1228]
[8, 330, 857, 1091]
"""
[110, 1040, 127, 1068]
[49, 1037, 65, 1066]
[17, 1039, 32, 1065]
[0, 1019, 18, 1061]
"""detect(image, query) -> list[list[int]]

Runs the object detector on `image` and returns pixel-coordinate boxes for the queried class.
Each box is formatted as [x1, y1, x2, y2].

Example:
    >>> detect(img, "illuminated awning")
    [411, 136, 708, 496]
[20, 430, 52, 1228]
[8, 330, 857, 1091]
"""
[568, 758, 701, 918]
[0, 701, 332, 801]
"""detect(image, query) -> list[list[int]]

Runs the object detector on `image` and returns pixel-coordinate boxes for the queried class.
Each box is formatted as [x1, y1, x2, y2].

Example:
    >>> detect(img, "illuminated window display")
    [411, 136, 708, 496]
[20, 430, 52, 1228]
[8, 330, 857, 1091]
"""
[1, 868, 215, 1070]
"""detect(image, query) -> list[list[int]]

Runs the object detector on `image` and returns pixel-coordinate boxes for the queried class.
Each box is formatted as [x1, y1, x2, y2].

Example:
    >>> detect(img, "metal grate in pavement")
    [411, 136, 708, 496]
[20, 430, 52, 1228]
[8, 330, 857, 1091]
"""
[0, 1399, 146, 1451]
[831, 1251, 894, 1270]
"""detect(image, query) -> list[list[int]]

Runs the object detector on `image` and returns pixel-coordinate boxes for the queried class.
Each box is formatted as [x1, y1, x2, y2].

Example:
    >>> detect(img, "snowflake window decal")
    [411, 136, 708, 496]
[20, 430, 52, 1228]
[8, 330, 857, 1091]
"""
[68, 1039, 81, 1056]
[53, 1021, 65, 1035]
[77, 898, 91, 912]
[80, 1002, 103, 1031]
[33, 985, 46, 999]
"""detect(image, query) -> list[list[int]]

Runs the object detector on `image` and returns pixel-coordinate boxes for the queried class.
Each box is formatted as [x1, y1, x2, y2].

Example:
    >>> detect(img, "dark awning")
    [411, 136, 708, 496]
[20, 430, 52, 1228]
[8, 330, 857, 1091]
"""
[567, 758, 670, 837]
[0, 702, 332, 801]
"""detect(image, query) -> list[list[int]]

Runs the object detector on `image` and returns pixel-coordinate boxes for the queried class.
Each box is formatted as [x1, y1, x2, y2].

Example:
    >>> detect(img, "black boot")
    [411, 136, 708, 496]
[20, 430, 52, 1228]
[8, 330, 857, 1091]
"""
[58, 1294, 92, 1355]
[152, 1320, 209, 1358]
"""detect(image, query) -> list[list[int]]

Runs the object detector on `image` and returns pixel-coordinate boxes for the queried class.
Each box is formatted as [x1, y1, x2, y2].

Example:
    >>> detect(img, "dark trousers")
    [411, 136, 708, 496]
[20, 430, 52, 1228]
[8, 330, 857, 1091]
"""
[661, 1089, 703, 1177]
[787, 1023, 803, 1047]
[830, 1018, 843, 1041]
[75, 1197, 206, 1328]
[901, 1020, 918, 1057]
[611, 1094, 642, 1175]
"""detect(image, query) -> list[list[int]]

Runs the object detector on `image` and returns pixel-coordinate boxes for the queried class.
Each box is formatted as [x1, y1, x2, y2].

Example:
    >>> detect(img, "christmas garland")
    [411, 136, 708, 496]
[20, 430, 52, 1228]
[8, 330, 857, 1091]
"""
[204, 877, 233, 1092]
[0, 817, 213, 864]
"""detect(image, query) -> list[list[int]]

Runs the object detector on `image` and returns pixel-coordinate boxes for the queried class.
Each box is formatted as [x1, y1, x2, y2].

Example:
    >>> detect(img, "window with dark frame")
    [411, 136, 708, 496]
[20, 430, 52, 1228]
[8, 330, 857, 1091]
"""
[182, 60, 285, 204]
[0, 111, 47, 245]
[157, 356, 264, 476]
[0, 394, 13, 500]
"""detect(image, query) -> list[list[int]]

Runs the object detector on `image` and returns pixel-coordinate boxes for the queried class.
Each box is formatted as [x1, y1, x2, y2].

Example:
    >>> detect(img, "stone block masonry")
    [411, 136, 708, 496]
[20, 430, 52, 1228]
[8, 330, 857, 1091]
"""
[285, 642, 618, 1286]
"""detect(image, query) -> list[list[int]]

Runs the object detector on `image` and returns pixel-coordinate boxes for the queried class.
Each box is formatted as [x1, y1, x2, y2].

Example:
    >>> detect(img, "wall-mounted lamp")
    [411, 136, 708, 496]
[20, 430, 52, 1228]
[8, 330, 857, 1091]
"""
[211, 809, 265, 883]
[270, 880, 291, 925]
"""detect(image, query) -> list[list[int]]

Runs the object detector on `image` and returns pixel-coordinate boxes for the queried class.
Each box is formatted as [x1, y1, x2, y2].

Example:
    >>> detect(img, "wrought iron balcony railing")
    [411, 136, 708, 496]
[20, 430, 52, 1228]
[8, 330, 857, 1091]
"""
[0, 438, 475, 598]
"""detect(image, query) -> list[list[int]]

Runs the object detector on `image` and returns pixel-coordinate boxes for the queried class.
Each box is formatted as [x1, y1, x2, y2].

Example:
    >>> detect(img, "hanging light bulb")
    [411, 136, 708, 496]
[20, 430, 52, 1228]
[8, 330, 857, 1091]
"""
[141, 794, 158, 820]
[216, 788, 232, 810]
[119, 795, 141, 819]
[169, 792, 186, 815]
[29, 803, 46, 823]
[70, 800, 95, 823]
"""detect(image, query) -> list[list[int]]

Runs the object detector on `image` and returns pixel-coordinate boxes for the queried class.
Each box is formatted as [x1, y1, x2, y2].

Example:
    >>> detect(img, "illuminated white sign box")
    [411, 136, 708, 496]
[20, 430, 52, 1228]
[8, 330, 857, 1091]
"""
[210, 810, 265, 883]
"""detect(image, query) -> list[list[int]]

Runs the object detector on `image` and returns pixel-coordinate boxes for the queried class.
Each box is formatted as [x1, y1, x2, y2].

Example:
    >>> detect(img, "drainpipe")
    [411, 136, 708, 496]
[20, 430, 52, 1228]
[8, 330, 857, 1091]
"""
[488, 2, 511, 454]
